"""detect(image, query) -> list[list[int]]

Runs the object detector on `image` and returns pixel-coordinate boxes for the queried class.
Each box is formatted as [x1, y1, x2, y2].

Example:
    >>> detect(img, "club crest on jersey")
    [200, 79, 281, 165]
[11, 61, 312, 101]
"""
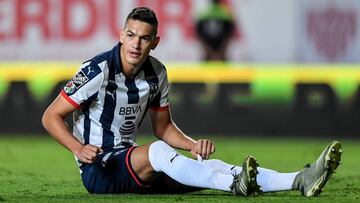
[64, 81, 76, 94]
[72, 70, 89, 88]
[148, 82, 158, 101]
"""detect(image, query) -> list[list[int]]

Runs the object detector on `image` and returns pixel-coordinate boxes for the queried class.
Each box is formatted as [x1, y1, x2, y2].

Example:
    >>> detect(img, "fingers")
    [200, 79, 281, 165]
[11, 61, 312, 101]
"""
[77, 144, 102, 164]
[195, 139, 215, 160]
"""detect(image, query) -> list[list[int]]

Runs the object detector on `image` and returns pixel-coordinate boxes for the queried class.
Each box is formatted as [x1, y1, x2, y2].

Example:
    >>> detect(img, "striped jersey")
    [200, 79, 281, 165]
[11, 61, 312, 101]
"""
[61, 43, 169, 151]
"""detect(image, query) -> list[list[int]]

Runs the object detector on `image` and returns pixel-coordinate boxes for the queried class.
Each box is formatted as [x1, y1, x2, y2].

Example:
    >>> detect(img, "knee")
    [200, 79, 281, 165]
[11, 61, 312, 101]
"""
[149, 140, 178, 172]
[149, 140, 172, 160]
[149, 140, 168, 153]
[131, 145, 153, 170]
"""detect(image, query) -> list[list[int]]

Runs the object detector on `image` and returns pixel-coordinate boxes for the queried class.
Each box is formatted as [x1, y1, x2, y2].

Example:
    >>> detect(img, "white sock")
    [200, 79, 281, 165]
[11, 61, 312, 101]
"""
[148, 141, 233, 191]
[201, 159, 241, 174]
[200, 158, 299, 192]
[257, 168, 299, 192]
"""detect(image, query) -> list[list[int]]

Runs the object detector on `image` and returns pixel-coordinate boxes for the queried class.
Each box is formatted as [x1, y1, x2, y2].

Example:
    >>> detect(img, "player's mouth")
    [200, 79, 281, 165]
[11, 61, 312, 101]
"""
[128, 51, 141, 59]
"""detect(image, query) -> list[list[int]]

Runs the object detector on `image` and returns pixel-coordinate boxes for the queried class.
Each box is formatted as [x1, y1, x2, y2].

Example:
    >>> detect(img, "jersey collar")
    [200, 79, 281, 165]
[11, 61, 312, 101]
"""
[113, 42, 122, 74]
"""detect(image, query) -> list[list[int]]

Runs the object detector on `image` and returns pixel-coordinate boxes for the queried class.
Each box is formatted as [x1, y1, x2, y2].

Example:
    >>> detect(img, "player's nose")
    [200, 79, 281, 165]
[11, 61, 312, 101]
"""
[132, 37, 141, 49]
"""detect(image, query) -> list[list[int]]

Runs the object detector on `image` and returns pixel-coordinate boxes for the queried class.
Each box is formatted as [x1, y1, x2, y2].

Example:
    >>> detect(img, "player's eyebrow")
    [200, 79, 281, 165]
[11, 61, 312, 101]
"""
[126, 30, 154, 39]
[126, 30, 135, 35]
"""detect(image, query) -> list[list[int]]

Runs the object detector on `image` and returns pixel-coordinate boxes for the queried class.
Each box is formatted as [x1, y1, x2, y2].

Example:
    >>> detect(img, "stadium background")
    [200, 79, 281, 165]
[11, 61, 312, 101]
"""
[1, 0, 360, 139]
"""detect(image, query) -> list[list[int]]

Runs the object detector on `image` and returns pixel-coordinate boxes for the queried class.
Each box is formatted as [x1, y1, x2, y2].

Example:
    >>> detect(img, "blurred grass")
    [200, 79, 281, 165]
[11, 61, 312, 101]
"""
[0, 135, 359, 202]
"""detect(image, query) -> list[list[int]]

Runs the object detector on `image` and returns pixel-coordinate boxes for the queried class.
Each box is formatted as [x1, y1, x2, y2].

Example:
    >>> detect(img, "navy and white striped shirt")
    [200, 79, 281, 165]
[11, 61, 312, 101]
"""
[61, 43, 169, 151]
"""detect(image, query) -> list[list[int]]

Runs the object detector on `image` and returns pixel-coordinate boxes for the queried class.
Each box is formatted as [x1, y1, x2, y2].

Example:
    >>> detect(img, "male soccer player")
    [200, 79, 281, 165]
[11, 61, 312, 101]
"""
[42, 7, 342, 196]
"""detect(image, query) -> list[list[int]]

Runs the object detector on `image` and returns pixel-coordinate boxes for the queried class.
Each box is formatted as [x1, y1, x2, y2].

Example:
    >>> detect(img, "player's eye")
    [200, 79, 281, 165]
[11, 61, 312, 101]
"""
[141, 37, 151, 43]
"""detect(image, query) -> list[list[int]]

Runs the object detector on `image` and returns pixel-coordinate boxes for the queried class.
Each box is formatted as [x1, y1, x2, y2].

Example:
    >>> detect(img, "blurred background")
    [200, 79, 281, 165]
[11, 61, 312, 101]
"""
[1, 0, 360, 139]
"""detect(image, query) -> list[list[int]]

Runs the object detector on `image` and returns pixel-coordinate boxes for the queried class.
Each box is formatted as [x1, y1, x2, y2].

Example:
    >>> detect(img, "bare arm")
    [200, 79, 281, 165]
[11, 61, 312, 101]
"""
[42, 94, 101, 163]
[149, 107, 215, 159]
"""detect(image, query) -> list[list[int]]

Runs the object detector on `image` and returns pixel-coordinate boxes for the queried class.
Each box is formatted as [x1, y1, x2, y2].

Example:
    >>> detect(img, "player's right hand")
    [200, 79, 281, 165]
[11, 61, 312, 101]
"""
[75, 144, 103, 164]
[191, 139, 215, 160]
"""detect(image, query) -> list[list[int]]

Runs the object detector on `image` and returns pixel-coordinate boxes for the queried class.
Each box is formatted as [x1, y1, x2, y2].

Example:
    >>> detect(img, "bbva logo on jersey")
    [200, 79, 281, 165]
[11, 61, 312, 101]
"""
[119, 106, 142, 115]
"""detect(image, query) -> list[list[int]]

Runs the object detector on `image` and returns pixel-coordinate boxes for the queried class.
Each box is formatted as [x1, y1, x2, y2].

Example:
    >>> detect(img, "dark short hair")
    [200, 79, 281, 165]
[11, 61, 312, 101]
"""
[126, 7, 158, 37]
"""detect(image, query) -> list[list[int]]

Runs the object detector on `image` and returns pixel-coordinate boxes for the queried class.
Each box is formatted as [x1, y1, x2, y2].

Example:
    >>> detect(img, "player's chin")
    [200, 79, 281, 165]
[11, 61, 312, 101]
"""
[127, 56, 145, 66]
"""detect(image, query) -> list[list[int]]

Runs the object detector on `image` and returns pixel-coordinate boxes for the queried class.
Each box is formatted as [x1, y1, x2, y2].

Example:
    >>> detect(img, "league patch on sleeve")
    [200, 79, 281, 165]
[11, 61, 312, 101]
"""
[72, 70, 89, 88]
[64, 81, 76, 94]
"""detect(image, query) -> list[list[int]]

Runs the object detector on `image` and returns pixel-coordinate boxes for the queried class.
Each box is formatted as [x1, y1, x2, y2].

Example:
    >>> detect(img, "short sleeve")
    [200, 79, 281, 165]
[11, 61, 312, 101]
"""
[150, 67, 169, 111]
[61, 61, 104, 109]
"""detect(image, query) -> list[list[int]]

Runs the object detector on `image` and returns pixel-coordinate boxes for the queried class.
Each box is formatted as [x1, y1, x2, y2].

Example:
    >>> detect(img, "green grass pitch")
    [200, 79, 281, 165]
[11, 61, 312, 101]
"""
[0, 135, 359, 202]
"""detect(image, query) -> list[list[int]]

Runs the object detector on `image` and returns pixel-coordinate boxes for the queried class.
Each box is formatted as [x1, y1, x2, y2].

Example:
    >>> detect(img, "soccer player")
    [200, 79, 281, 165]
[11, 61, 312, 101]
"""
[42, 7, 342, 196]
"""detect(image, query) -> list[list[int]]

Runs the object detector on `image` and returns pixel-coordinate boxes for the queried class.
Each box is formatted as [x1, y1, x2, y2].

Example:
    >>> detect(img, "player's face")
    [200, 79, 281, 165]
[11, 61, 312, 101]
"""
[120, 19, 159, 72]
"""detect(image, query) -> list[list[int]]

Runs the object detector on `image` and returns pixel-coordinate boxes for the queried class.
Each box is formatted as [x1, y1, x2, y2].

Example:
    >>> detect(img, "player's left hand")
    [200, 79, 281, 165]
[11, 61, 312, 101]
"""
[191, 139, 215, 160]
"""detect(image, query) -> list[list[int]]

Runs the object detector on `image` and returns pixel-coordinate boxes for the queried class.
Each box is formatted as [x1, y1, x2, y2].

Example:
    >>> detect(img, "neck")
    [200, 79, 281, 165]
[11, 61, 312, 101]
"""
[122, 64, 140, 79]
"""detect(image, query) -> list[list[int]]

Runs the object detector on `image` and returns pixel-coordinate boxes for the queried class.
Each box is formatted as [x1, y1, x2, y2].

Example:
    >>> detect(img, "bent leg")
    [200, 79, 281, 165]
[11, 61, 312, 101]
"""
[129, 143, 158, 184]
[130, 144, 211, 194]
[131, 140, 235, 192]
[148, 174, 205, 194]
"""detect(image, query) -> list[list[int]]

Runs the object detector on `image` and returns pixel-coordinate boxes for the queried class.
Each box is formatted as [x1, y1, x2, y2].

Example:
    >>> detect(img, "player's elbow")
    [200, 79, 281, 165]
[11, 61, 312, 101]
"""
[152, 128, 164, 139]
[41, 108, 51, 131]
[152, 122, 174, 140]
[42, 107, 57, 133]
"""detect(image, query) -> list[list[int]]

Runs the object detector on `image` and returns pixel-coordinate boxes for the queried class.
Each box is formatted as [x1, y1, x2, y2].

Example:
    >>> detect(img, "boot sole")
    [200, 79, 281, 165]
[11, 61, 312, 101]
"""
[306, 141, 342, 197]
[244, 156, 261, 195]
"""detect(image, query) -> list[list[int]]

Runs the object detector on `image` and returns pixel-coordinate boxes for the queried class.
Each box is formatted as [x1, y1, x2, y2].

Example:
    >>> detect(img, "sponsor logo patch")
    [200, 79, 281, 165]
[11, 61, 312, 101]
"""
[64, 81, 76, 94]
[119, 120, 136, 135]
[106, 89, 116, 100]
[101, 152, 113, 167]
[113, 149, 127, 156]
[72, 70, 89, 88]
[170, 153, 180, 163]
[85, 66, 95, 75]
[119, 106, 142, 115]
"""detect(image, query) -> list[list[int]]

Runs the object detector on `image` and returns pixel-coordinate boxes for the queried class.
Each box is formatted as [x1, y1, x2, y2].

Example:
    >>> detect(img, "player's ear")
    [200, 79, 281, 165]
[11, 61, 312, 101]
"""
[151, 36, 160, 50]
[119, 29, 124, 44]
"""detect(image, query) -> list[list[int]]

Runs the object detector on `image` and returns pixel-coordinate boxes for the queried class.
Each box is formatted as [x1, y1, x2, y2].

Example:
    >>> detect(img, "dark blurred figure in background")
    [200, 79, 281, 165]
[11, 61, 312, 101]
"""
[195, 0, 235, 61]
